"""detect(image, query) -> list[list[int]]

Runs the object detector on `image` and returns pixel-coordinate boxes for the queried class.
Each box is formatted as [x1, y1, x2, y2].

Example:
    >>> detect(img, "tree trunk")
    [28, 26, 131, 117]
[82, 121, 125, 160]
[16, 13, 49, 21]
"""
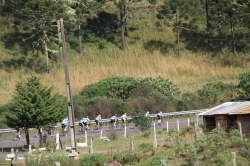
[38, 128, 43, 146]
[25, 129, 30, 145]
[78, 24, 82, 55]
[175, 13, 180, 57]
[177, 30, 180, 57]
[205, 0, 210, 46]
[230, 19, 236, 56]
[44, 31, 50, 73]
[120, 5, 125, 51]
[2, 0, 5, 5]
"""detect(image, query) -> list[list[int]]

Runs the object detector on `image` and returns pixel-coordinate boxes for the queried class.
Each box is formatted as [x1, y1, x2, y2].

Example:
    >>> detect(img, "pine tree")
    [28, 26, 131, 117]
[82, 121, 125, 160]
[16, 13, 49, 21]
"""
[157, 0, 202, 56]
[6, 75, 66, 145]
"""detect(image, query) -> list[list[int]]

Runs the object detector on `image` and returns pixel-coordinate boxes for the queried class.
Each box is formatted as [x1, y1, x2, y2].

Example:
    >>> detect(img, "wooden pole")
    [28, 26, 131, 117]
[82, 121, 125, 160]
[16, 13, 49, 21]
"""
[60, 18, 78, 157]
[239, 122, 243, 139]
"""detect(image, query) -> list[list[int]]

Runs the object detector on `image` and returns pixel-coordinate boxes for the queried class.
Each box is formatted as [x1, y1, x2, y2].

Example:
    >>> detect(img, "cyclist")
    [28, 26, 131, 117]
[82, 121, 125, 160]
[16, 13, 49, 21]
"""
[79, 118, 85, 131]
[15, 126, 21, 139]
[110, 114, 118, 127]
[157, 111, 163, 125]
[95, 114, 102, 131]
[121, 113, 128, 127]
[83, 116, 90, 131]
[145, 111, 150, 119]
[61, 116, 69, 136]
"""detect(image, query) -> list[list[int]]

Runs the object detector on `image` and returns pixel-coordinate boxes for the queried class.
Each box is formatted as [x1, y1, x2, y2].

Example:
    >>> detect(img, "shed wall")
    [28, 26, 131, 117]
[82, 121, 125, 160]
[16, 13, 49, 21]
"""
[238, 115, 250, 137]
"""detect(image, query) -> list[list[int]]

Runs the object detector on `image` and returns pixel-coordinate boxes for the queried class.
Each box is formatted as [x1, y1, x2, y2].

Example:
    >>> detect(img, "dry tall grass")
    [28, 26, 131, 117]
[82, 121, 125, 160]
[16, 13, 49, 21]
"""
[0, 48, 246, 105]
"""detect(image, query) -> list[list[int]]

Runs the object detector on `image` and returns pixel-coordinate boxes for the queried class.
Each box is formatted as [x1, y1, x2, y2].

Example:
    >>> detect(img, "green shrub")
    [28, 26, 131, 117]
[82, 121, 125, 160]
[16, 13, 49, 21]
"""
[138, 143, 153, 153]
[79, 153, 106, 166]
[136, 155, 161, 166]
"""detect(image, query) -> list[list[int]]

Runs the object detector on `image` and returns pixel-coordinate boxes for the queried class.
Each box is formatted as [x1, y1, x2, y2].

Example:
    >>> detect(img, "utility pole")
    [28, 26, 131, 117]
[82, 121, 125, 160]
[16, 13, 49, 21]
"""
[44, 31, 50, 74]
[60, 18, 78, 157]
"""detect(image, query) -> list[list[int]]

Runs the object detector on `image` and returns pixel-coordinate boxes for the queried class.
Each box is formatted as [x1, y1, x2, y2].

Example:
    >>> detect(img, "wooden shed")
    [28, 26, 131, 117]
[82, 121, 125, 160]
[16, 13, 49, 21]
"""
[199, 101, 250, 136]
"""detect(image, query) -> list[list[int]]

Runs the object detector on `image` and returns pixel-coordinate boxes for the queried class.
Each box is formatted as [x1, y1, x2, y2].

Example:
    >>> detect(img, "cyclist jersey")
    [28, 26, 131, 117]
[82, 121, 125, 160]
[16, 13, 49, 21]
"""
[157, 113, 162, 118]
[84, 118, 89, 123]
[62, 118, 69, 126]
[122, 114, 127, 120]
[111, 116, 117, 120]
[95, 116, 101, 121]
[79, 119, 84, 123]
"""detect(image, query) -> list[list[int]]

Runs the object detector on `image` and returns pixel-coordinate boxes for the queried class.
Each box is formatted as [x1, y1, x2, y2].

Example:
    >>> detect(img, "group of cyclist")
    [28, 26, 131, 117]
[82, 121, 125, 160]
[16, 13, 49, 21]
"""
[71, 111, 163, 132]
[13, 111, 164, 140]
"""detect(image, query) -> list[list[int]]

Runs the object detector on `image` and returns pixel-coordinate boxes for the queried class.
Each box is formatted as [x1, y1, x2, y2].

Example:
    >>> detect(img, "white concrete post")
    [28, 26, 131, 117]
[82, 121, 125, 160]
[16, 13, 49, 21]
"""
[85, 130, 88, 144]
[188, 118, 190, 127]
[100, 129, 103, 139]
[90, 137, 93, 154]
[177, 119, 179, 132]
[29, 144, 32, 154]
[130, 136, 134, 151]
[196, 115, 199, 126]
[166, 121, 168, 133]
[124, 126, 127, 139]
[56, 132, 60, 150]
[231, 152, 236, 166]
[153, 122, 157, 148]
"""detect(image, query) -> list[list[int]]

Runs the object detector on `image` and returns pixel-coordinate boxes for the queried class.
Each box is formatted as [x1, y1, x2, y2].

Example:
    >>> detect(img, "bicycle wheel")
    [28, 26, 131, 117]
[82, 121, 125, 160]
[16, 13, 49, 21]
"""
[13, 134, 17, 141]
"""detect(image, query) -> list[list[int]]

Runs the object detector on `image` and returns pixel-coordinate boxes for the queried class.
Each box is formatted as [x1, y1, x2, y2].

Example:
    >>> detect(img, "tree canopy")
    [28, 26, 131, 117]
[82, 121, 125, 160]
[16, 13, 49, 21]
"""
[5, 75, 67, 145]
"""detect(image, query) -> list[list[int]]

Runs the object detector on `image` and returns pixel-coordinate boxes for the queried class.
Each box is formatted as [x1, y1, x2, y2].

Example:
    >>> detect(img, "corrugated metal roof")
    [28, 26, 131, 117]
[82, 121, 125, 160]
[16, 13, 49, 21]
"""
[230, 104, 250, 114]
[198, 101, 250, 116]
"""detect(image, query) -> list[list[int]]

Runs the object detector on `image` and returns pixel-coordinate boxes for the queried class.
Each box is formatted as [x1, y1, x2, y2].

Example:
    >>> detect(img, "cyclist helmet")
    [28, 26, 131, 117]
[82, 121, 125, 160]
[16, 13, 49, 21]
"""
[87, 116, 89, 118]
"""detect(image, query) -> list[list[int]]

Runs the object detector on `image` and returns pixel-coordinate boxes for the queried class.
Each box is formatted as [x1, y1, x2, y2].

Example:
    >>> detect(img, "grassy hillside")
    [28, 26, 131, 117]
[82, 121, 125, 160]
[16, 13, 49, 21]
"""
[0, 3, 249, 106]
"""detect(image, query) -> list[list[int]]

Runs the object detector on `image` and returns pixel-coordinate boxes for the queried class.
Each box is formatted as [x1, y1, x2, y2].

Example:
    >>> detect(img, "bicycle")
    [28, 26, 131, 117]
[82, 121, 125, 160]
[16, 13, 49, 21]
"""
[79, 124, 89, 134]
[60, 124, 68, 136]
[92, 122, 103, 132]
[13, 132, 21, 141]
[109, 119, 119, 130]
[156, 118, 165, 127]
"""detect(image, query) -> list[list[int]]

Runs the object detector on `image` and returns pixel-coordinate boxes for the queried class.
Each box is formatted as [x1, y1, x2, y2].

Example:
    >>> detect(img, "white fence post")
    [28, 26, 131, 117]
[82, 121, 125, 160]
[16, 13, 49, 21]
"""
[166, 121, 168, 133]
[100, 129, 103, 139]
[188, 118, 190, 127]
[124, 126, 127, 139]
[56, 132, 60, 150]
[85, 130, 87, 144]
[153, 122, 157, 148]
[177, 119, 179, 132]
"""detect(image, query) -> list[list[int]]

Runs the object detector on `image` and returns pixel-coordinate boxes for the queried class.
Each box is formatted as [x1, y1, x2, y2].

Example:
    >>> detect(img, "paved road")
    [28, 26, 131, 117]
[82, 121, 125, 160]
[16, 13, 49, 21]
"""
[0, 116, 203, 148]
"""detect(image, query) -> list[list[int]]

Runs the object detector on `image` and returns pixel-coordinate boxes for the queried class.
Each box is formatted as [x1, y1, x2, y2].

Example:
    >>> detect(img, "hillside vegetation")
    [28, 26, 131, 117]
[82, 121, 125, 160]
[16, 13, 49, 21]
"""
[0, 1, 249, 108]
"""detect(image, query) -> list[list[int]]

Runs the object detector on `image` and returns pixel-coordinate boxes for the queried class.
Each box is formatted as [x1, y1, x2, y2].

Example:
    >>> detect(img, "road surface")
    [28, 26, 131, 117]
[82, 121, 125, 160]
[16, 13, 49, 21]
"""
[0, 116, 203, 148]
